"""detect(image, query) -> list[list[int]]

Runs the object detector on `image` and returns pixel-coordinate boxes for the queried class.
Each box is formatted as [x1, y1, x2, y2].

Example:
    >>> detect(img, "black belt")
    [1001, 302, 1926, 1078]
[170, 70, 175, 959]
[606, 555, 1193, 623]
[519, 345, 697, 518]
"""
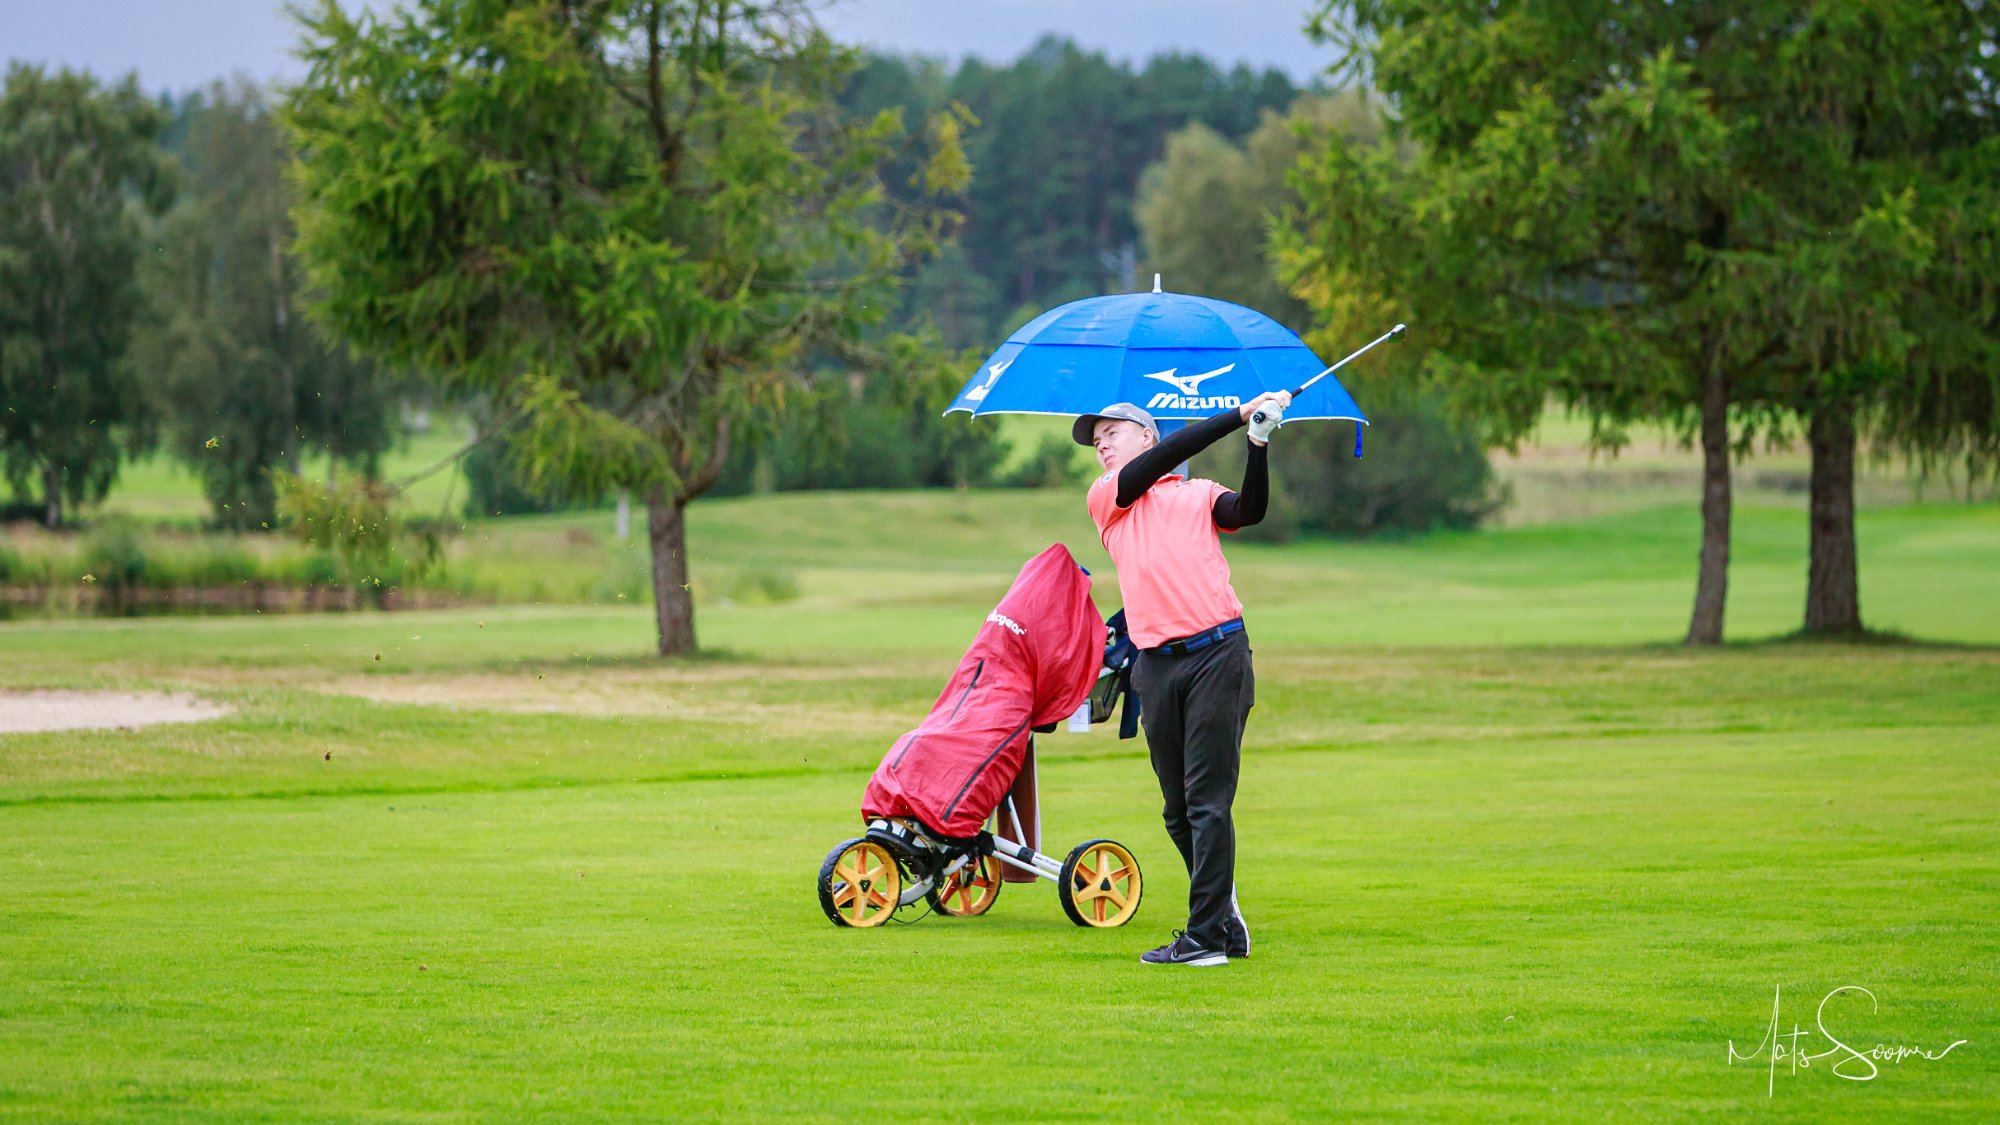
[1149, 617, 1244, 657]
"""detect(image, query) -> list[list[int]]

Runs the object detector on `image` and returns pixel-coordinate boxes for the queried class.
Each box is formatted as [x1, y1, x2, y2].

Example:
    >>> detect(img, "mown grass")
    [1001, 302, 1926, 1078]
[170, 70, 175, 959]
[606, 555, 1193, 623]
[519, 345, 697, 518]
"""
[19, 404, 1985, 619]
[95, 426, 474, 522]
[2, 490, 1997, 1121]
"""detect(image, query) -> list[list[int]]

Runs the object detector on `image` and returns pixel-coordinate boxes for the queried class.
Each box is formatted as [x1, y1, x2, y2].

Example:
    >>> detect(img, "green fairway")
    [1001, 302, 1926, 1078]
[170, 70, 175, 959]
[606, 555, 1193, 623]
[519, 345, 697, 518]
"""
[3, 493, 1997, 1121]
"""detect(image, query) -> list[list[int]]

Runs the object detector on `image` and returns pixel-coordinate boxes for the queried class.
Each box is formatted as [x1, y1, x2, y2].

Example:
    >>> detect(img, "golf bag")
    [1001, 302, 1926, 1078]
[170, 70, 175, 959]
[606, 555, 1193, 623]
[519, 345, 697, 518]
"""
[820, 543, 1147, 929]
[860, 542, 1104, 838]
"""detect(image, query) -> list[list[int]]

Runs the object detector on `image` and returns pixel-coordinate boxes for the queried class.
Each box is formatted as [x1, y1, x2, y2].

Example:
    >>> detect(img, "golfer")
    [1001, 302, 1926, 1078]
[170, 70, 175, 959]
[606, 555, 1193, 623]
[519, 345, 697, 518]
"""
[1077, 391, 1290, 966]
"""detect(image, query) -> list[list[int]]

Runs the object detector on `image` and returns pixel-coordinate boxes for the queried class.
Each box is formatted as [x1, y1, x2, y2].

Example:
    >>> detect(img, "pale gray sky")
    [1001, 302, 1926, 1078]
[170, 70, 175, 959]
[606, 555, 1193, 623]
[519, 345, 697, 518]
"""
[1, 1, 1336, 96]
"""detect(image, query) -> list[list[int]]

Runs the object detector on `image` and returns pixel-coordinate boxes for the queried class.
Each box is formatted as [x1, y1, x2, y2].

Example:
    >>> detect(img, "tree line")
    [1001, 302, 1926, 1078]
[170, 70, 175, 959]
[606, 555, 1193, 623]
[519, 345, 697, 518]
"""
[0, 69, 399, 532]
[0, 29, 1324, 524]
[3, 0, 1995, 655]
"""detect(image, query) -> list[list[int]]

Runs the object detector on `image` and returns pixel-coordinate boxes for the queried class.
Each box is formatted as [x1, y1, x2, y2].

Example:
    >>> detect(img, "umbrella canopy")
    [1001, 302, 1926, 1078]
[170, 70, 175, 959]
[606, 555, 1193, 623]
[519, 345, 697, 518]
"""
[945, 287, 1368, 427]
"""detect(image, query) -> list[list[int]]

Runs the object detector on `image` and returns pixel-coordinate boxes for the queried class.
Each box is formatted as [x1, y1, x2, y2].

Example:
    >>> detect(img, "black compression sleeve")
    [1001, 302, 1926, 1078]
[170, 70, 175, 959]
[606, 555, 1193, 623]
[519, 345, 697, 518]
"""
[1211, 441, 1268, 529]
[1113, 409, 1246, 508]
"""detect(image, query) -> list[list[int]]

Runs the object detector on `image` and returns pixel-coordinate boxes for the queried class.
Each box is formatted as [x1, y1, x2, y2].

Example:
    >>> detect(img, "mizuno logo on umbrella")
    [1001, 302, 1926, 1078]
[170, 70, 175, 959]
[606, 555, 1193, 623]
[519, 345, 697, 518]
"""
[1142, 363, 1235, 397]
[1142, 364, 1242, 410]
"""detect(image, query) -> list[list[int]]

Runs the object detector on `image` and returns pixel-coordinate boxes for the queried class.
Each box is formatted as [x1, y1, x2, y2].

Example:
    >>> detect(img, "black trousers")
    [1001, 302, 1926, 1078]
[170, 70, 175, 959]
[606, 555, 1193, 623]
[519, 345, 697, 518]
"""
[1132, 629, 1254, 951]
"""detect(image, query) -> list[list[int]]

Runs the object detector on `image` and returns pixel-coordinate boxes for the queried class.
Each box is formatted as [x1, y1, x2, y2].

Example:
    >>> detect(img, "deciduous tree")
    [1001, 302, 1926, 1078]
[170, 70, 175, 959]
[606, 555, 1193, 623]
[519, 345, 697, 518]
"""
[0, 65, 175, 528]
[1700, 2, 2000, 636]
[138, 81, 401, 529]
[1140, 95, 1497, 537]
[1294, 0, 1998, 643]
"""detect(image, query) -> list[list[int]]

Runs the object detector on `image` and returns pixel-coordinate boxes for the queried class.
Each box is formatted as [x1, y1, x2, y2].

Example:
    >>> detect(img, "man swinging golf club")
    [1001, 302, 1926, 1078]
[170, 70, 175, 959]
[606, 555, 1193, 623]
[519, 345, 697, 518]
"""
[1077, 389, 1290, 966]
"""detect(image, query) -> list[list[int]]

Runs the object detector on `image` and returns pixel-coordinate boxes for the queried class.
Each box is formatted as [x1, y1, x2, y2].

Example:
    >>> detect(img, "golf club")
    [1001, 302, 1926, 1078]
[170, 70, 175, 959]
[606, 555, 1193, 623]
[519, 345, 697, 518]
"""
[1251, 322, 1407, 428]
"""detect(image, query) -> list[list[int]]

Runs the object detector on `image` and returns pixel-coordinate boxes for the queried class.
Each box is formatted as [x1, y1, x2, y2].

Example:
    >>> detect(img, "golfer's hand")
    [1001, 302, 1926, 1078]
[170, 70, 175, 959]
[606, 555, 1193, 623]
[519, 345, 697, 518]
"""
[1243, 391, 1291, 444]
[1240, 391, 1291, 423]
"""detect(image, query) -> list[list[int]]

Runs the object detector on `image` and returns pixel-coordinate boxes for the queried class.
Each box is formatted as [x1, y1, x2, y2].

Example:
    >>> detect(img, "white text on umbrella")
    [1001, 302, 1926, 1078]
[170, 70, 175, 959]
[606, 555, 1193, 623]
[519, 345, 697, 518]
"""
[1141, 363, 1236, 397]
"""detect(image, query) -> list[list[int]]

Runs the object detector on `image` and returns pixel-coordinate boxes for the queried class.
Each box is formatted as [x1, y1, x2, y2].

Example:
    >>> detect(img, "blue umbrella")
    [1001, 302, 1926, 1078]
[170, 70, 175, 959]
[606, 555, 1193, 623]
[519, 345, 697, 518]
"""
[946, 282, 1384, 452]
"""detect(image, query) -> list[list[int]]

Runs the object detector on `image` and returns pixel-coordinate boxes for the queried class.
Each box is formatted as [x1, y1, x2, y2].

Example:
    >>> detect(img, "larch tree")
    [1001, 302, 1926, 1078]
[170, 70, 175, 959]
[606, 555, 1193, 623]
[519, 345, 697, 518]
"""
[285, 0, 967, 654]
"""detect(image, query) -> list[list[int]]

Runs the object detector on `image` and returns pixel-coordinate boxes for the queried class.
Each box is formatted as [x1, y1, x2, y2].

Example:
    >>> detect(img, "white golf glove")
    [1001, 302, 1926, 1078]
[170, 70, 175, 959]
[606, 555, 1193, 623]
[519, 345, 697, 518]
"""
[1247, 402, 1285, 444]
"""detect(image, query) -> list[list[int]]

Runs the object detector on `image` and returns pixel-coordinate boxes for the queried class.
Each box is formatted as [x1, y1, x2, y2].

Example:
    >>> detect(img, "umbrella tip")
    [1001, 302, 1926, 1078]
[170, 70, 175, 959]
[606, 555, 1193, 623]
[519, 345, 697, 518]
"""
[1153, 273, 1162, 294]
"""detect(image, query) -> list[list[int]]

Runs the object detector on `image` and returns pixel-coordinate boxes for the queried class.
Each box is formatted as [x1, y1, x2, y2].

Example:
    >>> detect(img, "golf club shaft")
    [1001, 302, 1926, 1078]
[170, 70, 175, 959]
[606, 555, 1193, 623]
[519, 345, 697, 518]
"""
[1251, 322, 1406, 426]
[1288, 323, 1407, 399]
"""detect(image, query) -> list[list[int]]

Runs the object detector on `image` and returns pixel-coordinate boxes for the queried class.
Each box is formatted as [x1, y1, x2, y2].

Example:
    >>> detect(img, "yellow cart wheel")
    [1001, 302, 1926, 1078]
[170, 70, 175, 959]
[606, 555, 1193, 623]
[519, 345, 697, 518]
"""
[818, 838, 902, 928]
[927, 853, 1004, 917]
[1058, 839, 1142, 928]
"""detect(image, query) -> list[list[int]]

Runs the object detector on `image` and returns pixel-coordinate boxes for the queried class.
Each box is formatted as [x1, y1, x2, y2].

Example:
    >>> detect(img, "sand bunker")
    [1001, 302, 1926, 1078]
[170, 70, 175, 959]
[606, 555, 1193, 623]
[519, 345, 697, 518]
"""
[0, 691, 233, 734]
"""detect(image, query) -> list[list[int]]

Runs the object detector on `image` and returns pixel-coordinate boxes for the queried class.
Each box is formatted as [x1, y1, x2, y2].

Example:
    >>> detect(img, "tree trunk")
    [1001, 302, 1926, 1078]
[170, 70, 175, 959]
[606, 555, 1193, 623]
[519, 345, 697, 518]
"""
[270, 222, 300, 475]
[1685, 353, 1731, 645]
[42, 461, 62, 530]
[648, 487, 696, 656]
[1804, 406, 1861, 637]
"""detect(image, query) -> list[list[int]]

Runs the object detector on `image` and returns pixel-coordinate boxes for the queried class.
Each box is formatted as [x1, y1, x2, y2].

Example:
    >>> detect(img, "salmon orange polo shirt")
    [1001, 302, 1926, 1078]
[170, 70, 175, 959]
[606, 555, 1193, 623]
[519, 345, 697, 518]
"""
[1087, 470, 1245, 649]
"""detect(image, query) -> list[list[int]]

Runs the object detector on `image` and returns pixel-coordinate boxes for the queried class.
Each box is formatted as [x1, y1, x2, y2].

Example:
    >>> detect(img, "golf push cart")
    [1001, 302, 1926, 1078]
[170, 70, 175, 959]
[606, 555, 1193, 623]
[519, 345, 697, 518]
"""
[816, 544, 1144, 929]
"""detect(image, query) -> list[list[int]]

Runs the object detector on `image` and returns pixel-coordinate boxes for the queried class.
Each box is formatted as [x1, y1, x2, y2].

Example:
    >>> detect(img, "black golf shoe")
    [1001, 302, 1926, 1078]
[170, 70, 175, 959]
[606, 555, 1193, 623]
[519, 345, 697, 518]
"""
[1140, 930, 1228, 967]
[1224, 909, 1251, 960]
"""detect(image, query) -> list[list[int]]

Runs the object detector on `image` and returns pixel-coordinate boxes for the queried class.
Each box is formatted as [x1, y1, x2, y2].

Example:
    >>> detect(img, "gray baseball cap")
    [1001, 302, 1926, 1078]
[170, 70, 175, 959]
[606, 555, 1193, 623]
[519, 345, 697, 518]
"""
[1072, 402, 1159, 446]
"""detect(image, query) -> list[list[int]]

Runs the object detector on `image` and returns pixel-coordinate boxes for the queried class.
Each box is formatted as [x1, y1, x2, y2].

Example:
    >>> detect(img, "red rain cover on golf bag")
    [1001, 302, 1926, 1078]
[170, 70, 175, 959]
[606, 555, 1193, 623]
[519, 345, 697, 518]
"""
[861, 543, 1106, 838]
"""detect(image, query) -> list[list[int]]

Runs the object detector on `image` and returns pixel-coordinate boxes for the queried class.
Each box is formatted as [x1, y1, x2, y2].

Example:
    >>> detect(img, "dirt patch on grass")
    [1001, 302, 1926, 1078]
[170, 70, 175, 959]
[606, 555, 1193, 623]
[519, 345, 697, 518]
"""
[315, 662, 931, 736]
[0, 691, 233, 734]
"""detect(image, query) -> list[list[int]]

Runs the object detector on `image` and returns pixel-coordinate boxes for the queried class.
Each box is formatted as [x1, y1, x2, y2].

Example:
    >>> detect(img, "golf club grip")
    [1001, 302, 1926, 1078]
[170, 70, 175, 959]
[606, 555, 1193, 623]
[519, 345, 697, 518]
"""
[1251, 381, 1310, 427]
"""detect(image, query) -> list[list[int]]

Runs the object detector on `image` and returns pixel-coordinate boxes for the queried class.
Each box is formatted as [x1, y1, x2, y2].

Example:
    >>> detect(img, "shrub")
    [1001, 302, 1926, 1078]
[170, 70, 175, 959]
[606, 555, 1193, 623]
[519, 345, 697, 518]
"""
[81, 518, 151, 596]
[184, 541, 260, 586]
[269, 549, 344, 588]
[712, 360, 1008, 494]
[1192, 385, 1503, 538]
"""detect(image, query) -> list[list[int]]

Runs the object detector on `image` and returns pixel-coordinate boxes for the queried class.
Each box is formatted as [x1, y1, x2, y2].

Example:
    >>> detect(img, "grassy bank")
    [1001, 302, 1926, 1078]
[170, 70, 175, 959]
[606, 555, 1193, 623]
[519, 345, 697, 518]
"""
[6, 488, 2000, 639]
[8, 406, 1986, 623]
